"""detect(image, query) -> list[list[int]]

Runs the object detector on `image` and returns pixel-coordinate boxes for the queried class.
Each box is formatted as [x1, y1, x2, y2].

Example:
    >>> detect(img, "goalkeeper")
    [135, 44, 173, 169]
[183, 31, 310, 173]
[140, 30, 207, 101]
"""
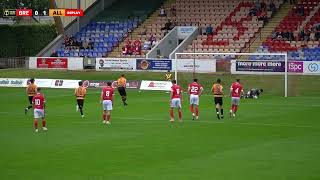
[245, 88, 263, 99]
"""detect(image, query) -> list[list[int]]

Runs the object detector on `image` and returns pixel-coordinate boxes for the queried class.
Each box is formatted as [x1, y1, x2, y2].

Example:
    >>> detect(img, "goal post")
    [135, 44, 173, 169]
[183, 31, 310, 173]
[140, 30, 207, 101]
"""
[174, 52, 288, 97]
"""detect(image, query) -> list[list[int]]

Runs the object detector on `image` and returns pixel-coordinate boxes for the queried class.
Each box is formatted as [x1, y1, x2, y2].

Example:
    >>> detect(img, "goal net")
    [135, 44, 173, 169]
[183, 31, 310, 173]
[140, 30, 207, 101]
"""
[174, 52, 288, 97]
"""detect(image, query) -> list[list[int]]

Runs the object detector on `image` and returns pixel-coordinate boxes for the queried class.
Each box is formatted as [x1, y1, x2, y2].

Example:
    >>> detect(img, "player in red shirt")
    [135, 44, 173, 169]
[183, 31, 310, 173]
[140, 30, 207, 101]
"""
[188, 79, 203, 120]
[230, 79, 244, 118]
[170, 80, 183, 122]
[32, 88, 47, 132]
[101, 82, 114, 125]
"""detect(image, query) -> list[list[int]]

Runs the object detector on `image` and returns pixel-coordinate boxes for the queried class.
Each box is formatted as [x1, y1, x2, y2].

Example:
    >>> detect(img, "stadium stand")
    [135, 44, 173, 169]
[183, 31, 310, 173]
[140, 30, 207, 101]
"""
[110, 0, 283, 58]
[255, 0, 320, 61]
[55, 0, 164, 57]
[179, 0, 283, 59]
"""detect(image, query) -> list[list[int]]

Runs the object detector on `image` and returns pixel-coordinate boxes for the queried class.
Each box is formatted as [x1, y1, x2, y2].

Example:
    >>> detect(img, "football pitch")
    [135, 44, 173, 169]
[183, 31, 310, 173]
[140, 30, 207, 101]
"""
[0, 70, 320, 179]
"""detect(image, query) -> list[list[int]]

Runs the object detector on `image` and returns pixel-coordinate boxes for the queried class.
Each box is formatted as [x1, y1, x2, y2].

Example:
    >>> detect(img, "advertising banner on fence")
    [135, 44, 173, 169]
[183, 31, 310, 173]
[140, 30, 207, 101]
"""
[136, 59, 172, 71]
[36, 57, 68, 69]
[51, 79, 81, 89]
[288, 61, 303, 73]
[177, 26, 197, 39]
[96, 58, 136, 71]
[34, 79, 54, 88]
[304, 61, 320, 74]
[236, 60, 285, 72]
[0, 78, 28, 87]
[83, 80, 140, 89]
[231, 60, 319, 75]
[140, 80, 172, 91]
[175, 59, 216, 73]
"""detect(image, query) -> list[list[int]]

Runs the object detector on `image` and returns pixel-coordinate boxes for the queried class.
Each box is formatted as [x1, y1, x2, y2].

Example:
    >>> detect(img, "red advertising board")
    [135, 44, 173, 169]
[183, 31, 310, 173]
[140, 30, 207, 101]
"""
[37, 58, 68, 69]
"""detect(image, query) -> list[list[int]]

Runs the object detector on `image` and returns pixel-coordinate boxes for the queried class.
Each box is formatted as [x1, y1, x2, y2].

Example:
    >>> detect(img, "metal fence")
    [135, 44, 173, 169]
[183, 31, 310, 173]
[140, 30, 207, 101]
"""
[0, 57, 27, 69]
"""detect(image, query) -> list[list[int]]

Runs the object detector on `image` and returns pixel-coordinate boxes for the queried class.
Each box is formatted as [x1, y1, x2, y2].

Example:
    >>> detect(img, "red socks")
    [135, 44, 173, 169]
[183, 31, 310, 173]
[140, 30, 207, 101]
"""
[107, 114, 111, 121]
[234, 105, 238, 113]
[34, 120, 38, 129]
[231, 105, 238, 113]
[190, 105, 194, 113]
[170, 109, 174, 119]
[178, 110, 182, 119]
[42, 120, 46, 127]
[195, 107, 199, 116]
[103, 114, 106, 120]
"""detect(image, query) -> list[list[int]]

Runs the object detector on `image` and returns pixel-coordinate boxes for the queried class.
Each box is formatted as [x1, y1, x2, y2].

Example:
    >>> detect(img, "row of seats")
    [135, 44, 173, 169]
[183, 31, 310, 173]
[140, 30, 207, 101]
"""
[258, 0, 320, 61]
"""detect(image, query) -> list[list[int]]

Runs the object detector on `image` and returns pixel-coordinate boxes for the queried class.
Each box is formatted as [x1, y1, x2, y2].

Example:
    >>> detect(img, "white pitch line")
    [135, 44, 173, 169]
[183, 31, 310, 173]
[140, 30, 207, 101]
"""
[71, 117, 314, 129]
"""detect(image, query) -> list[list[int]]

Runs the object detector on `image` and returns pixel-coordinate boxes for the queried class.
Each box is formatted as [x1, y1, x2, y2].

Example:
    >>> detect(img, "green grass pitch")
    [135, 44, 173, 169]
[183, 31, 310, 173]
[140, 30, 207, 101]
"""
[0, 70, 320, 179]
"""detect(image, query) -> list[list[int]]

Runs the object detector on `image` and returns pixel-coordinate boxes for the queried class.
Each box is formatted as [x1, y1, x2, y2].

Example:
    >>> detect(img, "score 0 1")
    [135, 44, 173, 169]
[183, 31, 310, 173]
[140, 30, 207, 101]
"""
[33, 10, 48, 16]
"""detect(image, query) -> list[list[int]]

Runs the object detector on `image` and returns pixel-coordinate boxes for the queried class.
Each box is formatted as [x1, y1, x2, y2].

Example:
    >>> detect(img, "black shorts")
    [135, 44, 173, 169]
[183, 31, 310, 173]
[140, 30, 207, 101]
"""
[118, 87, 126, 96]
[77, 99, 84, 107]
[28, 96, 34, 104]
[214, 97, 223, 105]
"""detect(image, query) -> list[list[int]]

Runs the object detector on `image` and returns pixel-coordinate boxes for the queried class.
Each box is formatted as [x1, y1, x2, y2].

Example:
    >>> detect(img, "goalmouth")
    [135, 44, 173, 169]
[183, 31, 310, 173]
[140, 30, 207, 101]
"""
[174, 52, 288, 97]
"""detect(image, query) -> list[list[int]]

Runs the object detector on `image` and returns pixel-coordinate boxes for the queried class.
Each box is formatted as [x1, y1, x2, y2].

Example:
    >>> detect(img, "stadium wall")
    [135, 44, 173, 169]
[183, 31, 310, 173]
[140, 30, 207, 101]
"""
[146, 27, 179, 59]
[169, 27, 199, 59]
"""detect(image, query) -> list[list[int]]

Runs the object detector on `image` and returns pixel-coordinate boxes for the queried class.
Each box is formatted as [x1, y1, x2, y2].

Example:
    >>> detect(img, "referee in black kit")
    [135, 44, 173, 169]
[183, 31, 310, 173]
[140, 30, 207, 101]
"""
[117, 74, 128, 106]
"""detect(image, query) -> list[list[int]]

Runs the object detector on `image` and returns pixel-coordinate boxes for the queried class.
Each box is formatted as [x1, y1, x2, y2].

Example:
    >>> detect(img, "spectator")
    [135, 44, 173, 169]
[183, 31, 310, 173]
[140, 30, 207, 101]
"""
[122, 40, 132, 55]
[271, 30, 278, 39]
[170, 6, 176, 17]
[206, 25, 213, 35]
[249, 7, 258, 16]
[260, 1, 267, 11]
[258, 10, 268, 24]
[88, 38, 94, 49]
[315, 31, 320, 41]
[299, 30, 305, 40]
[255, 0, 261, 11]
[159, 7, 166, 17]
[143, 40, 152, 50]
[50, 50, 58, 57]
[276, 33, 283, 40]
[310, 30, 316, 41]
[82, 39, 89, 49]
[289, 32, 295, 41]
[161, 19, 173, 31]
[268, 1, 276, 13]
[133, 39, 142, 55]
[297, 5, 304, 16]
[149, 34, 156, 46]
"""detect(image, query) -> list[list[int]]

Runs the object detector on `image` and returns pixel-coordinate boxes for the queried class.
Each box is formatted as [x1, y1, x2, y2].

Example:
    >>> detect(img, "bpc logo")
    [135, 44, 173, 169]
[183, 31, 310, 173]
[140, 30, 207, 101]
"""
[308, 63, 319, 72]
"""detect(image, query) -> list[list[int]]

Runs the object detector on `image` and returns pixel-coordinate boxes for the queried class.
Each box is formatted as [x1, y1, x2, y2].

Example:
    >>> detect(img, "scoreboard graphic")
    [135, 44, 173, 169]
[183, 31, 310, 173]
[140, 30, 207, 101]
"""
[3, 9, 84, 17]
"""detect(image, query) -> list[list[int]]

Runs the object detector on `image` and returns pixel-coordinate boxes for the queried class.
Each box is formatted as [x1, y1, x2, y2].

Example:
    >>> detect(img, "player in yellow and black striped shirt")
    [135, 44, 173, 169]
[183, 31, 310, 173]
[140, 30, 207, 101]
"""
[211, 78, 224, 119]
[25, 78, 37, 114]
[75, 81, 87, 118]
[117, 74, 128, 106]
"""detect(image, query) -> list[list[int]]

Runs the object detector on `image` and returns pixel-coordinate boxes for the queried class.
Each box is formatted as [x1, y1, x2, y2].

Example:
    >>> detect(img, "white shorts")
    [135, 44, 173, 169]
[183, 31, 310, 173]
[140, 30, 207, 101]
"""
[231, 97, 240, 105]
[34, 109, 45, 119]
[171, 98, 181, 108]
[189, 94, 199, 105]
[103, 100, 113, 111]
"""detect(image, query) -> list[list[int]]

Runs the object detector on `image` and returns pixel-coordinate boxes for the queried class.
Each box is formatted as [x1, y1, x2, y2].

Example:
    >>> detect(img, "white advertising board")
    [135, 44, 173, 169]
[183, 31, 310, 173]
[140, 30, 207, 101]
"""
[51, 79, 81, 89]
[177, 26, 197, 39]
[34, 79, 54, 88]
[29, 57, 83, 70]
[0, 78, 28, 87]
[140, 80, 172, 91]
[96, 58, 136, 71]
[175, 59, 216, 73]
[68, 58, 84, 70]
[303, 61, 320, 75]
